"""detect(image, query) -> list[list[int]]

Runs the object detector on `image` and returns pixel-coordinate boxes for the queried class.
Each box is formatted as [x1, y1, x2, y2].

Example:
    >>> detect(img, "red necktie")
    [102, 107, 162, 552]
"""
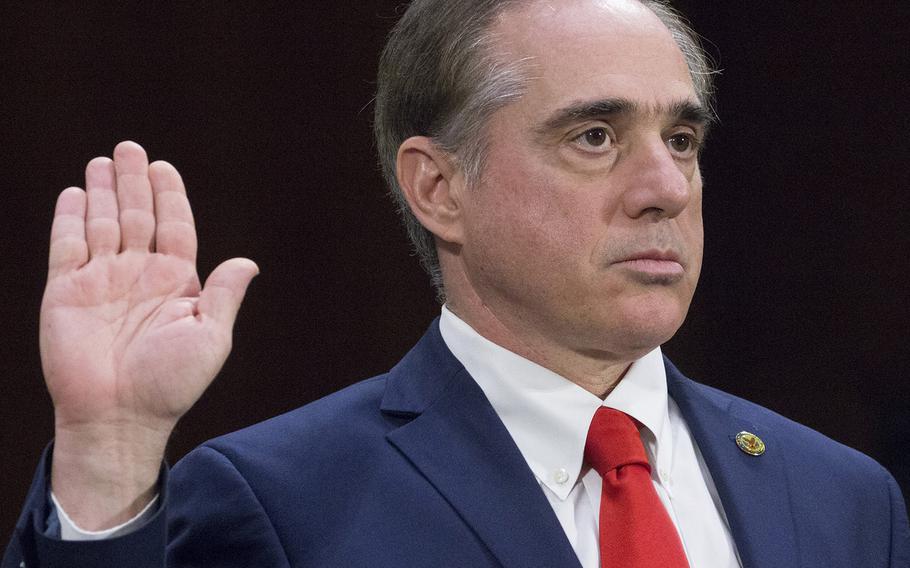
[584, 407, 690, 568]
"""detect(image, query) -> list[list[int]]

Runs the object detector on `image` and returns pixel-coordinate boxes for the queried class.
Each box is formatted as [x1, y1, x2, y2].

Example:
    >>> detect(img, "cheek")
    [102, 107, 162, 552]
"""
[684, 192, 704, 269]
[464, 180, 591, 291]
[482, 178, 594, 262]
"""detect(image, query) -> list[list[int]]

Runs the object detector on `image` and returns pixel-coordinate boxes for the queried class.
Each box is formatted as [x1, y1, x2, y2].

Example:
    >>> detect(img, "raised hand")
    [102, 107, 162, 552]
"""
[42, 141, 258, 530]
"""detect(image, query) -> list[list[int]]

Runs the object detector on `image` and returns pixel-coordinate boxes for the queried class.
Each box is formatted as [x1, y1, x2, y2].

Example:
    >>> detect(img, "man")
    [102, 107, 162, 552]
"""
[4, 0, 909, 566]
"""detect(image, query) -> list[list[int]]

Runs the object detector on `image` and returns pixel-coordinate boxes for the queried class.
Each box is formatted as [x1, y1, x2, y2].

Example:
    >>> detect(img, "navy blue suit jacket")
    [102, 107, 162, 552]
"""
[5, 320, 910, 567]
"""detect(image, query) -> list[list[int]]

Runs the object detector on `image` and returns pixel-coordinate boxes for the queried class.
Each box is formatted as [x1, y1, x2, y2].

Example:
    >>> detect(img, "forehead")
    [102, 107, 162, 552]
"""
[493, 0, 696, 113]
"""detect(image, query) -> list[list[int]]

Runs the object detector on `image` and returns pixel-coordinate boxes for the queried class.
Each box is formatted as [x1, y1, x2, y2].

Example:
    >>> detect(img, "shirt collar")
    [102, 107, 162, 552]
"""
[438, 306, 672, 500]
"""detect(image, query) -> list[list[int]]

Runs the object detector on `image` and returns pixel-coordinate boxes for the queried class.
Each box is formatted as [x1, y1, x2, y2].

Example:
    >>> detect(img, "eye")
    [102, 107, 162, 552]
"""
[667, 132, 701, 157]
[571, 126, 613, 153]
[582, 128, 608, 147]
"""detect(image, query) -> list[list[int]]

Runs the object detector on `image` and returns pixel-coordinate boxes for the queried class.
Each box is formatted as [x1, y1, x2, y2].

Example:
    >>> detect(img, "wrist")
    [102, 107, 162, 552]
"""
[50, 420, 170, 531]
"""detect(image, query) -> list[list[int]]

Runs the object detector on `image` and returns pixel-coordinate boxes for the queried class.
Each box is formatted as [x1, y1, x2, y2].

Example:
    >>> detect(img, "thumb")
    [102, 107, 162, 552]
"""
[198, 258, 259, 327]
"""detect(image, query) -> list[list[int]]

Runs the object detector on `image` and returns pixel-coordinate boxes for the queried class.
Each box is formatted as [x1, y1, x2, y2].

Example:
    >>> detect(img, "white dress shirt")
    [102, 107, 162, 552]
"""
[439, 306, 742, 568]
[52, 491, 158, 541]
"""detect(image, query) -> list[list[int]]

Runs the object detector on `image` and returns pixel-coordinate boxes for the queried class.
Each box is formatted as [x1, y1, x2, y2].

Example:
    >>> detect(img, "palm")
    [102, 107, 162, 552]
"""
[45, 252, 204, 426]
[42, 142, 258, 434]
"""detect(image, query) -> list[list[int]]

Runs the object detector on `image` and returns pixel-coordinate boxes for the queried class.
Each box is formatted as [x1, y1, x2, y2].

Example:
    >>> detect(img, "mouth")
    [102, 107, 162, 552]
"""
[611, 250, 685, 280]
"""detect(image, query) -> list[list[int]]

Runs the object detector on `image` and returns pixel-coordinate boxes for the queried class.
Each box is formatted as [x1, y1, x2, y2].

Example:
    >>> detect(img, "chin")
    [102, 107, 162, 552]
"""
[602, 297, 689, 354]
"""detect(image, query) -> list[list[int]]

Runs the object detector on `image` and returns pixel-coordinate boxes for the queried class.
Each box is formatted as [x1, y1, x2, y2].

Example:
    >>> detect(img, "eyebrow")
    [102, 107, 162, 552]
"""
[535, 97, 714, 135]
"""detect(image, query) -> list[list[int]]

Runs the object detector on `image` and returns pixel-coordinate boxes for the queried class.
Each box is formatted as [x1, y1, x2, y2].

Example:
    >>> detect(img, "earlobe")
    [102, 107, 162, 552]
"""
[396, 136, 466, 245]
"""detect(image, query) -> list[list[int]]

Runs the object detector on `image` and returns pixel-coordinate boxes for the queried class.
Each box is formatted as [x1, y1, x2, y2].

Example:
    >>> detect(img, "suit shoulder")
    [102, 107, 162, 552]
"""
[179, 373, 392, 473]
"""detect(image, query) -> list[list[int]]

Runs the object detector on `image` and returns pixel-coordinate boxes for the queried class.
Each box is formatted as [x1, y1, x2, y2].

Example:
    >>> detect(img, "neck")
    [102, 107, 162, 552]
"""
[445, 296, 634, 399]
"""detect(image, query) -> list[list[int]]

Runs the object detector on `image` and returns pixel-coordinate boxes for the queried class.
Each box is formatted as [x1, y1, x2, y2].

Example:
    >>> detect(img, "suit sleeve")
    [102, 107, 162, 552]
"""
[165, 445, 291, 567]
[1, 445, 167, 568]
[885, 468, 910, 567]
[3, 445, 290, 568]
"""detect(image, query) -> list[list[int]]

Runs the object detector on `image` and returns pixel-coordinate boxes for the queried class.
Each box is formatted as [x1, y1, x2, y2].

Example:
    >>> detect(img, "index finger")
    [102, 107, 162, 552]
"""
[149, 160, 197, 262]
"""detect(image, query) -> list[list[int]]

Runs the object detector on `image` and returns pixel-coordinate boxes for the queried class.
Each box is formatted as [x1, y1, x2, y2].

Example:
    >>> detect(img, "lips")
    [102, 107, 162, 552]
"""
[612, 249, 685, 278]
[618, 249, 681, 264]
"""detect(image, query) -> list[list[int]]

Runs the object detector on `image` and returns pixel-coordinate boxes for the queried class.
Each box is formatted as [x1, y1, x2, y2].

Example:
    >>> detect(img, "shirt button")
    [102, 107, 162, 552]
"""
[554, 468, 569, 485]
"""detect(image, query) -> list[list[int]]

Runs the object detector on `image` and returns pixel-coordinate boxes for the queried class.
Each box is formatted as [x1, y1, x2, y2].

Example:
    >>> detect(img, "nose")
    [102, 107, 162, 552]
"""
[620, 138, 692, 219]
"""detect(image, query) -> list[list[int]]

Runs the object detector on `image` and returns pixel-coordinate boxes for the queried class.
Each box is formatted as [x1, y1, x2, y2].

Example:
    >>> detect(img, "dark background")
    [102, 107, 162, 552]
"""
[2, 2, 908, 540]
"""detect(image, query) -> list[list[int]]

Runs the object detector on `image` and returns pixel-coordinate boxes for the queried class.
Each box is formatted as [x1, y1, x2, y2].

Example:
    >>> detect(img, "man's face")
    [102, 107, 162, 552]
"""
[455, 0, 707, 363]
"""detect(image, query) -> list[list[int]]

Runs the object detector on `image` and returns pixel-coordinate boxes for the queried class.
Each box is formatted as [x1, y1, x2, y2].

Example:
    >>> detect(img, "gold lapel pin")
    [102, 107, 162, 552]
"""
[735, 431, 766, 456]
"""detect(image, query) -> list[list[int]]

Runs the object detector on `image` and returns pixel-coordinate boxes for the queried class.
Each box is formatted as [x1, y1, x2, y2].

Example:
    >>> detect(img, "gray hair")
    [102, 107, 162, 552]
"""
[374, 0, 717, 302]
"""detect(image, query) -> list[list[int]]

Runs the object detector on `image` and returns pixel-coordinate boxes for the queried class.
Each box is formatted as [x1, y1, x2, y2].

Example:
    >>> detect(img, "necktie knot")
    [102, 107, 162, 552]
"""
[584, 407, 650, 475]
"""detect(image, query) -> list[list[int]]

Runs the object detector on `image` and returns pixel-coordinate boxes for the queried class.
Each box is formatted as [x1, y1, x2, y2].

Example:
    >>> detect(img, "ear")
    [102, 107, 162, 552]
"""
[396, 136, 466, 245]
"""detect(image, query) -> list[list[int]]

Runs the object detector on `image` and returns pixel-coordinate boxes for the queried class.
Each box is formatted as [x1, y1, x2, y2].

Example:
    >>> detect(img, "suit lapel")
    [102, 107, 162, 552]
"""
[381, 321, 582, 568]
[666, 359, 801, 567]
